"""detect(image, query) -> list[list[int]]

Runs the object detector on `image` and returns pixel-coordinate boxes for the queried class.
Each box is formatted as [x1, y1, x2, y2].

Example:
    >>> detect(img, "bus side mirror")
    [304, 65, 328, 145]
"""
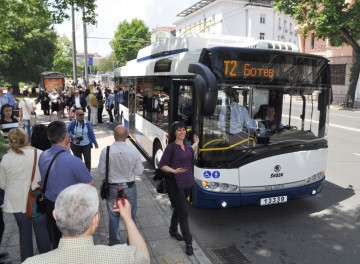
[188, 63, 218, 116]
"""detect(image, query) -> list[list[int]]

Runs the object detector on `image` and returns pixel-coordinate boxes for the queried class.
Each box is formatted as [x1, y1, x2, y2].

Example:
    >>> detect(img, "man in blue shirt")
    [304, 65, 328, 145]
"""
[39, 121, 94, 249]
[5, 87, 16, 109]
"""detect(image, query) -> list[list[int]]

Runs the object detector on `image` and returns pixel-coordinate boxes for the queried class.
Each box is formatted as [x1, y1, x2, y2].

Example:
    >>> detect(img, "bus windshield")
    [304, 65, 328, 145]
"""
[197, 48, 331, 168]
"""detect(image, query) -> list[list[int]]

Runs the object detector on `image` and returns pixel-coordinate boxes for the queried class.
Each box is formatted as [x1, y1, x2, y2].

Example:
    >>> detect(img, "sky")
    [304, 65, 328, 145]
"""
[54, 0, 198, 57]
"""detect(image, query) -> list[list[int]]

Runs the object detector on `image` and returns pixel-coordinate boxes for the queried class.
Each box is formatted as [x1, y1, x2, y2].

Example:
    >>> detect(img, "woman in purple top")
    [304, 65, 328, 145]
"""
[158, 121, 199, 256]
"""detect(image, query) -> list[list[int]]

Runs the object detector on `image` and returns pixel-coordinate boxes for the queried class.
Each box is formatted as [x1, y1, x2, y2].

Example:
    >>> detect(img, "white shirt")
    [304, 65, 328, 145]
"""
[0, 147, 42, 213]
[18, 98, 36, 120]
[98, 142, 144, 184]
[75, 96, 81, 108]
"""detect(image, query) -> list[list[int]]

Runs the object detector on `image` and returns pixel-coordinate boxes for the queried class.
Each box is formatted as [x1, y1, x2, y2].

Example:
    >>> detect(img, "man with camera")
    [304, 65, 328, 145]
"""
[98, 125, 144, 246]
[23, 183, 150, 264]
[67, 109, 98, 171]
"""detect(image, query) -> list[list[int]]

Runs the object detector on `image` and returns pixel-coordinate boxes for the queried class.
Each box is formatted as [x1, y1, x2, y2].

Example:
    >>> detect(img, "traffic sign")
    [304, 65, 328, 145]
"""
[88, 57, 93, 66]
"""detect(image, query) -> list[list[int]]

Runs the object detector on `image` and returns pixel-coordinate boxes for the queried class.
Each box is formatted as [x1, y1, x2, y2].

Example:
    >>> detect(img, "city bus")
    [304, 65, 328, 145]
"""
[113, 34, 331, 209]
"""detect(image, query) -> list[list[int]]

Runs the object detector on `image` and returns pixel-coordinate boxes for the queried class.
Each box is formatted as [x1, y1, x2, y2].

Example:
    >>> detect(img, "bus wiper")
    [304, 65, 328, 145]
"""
[218, 148, 254, 168]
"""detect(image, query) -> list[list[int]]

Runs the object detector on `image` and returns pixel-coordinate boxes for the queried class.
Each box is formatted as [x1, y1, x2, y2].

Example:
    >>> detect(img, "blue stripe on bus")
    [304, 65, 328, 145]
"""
[136, 48, 189, 62]
[192, 179, 325, 209]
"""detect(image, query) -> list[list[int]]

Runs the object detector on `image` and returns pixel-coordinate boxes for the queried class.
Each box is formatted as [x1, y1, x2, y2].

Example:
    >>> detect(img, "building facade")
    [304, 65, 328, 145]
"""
[174, 0, 298, 46]
[297, 33, 357, 105]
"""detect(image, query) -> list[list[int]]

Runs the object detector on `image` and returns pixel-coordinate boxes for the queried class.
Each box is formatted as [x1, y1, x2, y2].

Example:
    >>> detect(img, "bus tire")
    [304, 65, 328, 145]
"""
[153, 142, 163, 169]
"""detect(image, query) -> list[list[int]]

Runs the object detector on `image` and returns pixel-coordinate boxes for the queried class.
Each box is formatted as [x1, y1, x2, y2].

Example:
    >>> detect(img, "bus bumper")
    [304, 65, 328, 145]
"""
[192, 178, 325, 209]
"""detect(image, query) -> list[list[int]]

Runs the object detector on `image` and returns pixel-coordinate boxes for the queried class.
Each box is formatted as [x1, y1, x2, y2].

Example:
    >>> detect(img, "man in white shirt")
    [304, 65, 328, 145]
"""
[18, 89, 36, 143]
[98, 125, 144, 246]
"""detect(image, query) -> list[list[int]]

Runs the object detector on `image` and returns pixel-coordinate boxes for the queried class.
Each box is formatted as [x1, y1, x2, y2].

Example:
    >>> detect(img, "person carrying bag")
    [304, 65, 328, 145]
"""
[18, 89, 36, 143]
[157, 121, 199, 256]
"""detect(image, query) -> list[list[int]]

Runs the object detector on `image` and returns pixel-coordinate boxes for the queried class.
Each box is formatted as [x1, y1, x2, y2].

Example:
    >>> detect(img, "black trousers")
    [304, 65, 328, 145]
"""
[70, 143, 92, 171]
[98, 106, 103, 122]
[44, 199, 61, 249]
[107, 105, 114, 123]
[167, 177, 193, 244]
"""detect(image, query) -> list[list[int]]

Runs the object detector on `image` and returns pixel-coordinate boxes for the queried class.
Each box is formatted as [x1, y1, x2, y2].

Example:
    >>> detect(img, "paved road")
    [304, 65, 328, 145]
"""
[184, 106, 360, 264]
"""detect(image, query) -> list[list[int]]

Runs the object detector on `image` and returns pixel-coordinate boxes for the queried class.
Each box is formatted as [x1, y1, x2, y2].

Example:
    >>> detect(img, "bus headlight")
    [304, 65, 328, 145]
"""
[196, 179, 240, 193]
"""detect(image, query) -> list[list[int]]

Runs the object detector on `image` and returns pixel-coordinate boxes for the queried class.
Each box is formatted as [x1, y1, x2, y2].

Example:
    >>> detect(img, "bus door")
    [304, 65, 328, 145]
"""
[128, 78, 137, 135]
[171, 79, 195, 135]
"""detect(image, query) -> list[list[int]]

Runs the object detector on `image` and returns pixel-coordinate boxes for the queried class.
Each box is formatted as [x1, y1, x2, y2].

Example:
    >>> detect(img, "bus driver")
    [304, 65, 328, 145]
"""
[264, 105, 286, 132]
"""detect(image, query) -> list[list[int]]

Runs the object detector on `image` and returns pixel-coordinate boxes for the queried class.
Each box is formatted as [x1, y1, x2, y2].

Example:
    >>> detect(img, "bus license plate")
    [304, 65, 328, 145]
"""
[260, 196, 287, 206]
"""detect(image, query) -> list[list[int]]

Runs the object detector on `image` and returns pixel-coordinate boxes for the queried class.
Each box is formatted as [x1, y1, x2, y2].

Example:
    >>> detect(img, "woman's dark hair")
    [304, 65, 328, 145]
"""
[0, 104, 14, 119]
[169, 121, 186, 141]
[31, 124, 52, 150]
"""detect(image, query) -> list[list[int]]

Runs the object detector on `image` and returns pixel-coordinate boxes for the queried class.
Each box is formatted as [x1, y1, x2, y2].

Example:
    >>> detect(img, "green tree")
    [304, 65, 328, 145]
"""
[274, 0, 360, 107]
[111, 19, 151, 66]
[0, 0, 57, 91]
[46, 0, 97, 25]
[53, 35, 73, 76]
[96, 55, 117, 73]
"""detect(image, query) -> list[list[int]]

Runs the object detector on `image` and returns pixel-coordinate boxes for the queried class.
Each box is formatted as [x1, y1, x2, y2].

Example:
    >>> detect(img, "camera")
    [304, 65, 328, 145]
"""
[75, 136, 83, 144]
[115, 188, 126, 208]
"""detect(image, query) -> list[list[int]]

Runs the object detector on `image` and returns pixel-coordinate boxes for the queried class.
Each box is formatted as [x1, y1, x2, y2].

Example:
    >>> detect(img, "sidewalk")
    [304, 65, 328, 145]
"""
[0, 108, 212, 264]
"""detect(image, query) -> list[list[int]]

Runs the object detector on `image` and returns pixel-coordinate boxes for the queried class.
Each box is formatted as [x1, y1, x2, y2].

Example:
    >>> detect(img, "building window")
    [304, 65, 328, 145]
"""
[260, 33, 265, 40]
[278, 18, 282, 29]
[311, 33, 315, 49]
[331, 64, 346, 85]
[260, 15, 266, 24]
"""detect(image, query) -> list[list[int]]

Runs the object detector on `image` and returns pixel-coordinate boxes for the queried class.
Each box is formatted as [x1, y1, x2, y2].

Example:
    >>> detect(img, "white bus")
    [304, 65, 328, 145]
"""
[113, 34, 331, 209]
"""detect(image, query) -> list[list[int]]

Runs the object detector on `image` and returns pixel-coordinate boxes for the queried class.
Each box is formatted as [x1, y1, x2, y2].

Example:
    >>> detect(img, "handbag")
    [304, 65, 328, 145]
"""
[154, 143, 175, 194]
[26, 149, 38, 218]
[36, 150, 65, 213]
[100, 146, 110, 200]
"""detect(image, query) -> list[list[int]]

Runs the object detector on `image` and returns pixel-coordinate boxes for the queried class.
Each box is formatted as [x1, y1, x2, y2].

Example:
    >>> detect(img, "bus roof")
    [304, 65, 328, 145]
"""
[113, 34, 326, 83]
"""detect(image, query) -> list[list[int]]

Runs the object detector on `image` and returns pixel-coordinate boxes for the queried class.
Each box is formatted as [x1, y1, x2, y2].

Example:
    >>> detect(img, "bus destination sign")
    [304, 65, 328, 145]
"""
[223, 60, 275, 79]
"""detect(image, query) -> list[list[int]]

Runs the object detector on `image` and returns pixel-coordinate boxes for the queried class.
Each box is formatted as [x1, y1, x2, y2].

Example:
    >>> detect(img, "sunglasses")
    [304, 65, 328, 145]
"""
[77, 114, 84, 116]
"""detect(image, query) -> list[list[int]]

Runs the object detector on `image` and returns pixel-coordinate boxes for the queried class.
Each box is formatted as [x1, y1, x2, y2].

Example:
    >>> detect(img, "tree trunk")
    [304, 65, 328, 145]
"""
[339, 28, 360, 108]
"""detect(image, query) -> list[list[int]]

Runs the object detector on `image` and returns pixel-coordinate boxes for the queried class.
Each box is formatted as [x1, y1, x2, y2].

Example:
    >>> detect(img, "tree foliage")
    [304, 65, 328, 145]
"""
[0, 0, 98, 90]
[96, 55, 117, 73]
[53, 35, 73, 76]
[46, 0, 98, 25]
[0, 0, 57, 87]
[274, 0, 360, 107]
[111, 19, 151, 66]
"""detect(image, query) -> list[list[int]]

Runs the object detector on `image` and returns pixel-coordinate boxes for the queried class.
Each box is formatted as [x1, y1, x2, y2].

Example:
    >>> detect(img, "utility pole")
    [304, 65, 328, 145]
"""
[71, 3, 77, 85]
[83, 7, 89, 89]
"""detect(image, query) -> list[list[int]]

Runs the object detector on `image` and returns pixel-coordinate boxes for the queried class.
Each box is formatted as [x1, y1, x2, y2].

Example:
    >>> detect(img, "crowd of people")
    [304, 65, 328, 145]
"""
[0, 82, 202, 263]
[0, 83, 153, 263]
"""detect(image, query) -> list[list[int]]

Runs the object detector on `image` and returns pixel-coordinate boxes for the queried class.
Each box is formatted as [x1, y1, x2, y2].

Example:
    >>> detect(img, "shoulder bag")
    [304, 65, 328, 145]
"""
[155, 143, 175, 194]
[36, 150, 65, 213]
[26, 149, 38, 218]
[23, 99, 37, 126]
[100, 146, 110, 200]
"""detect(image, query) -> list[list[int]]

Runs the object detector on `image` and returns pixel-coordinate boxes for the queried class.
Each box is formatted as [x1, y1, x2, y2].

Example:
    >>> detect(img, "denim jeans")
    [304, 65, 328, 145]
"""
[13, 212, 51, 262]
[106, 183, 137, 245]
[22, 120, 32, 143]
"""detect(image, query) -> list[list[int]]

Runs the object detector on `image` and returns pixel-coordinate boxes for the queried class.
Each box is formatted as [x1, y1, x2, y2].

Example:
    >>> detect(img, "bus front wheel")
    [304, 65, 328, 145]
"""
[153, 142, 163, 169]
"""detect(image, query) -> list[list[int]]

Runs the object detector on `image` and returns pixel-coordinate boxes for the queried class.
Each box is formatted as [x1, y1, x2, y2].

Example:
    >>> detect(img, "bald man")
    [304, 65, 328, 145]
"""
[97, 125, 144, 246]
